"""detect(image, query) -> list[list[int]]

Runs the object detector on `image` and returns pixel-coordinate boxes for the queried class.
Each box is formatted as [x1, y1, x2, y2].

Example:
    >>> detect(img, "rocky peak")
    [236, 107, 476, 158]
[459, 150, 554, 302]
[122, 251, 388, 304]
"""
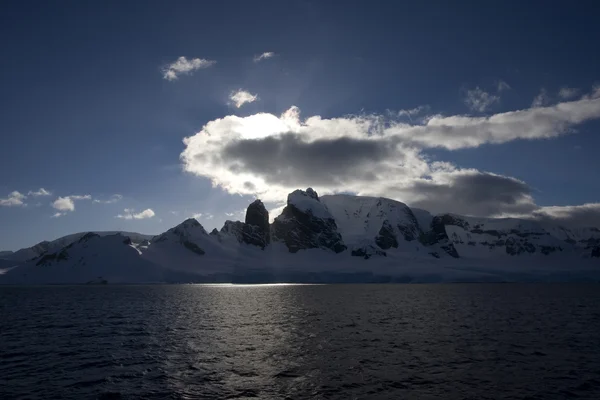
[305, 187, 319, 201]
[272, 189, 346, 253]
[245, 199, 270, 245]
[180, 218, 202, 229]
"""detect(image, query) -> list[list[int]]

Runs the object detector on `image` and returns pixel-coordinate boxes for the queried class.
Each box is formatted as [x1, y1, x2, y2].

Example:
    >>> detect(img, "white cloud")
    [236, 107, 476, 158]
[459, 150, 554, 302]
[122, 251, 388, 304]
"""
[0, 191, 26, 207]
[192, 212, 213, 220]
[116, 208, 155, 220]
[532, 88, 550, 107]
[497, 80, 511, 92]
[229, 90, 258, 108]
[51, 212, 65, 218]
[464, 87, 499, 112]
[181, 90, 600, 216]
[93, 194, 123, 204]
[162, 56, 216, 81]
[558, 87, 580, 99]
[253, 52, 275, 62]
[28, 188, 51, 196]
[530, 203, 600, 228]
[51, 195, 92, 212]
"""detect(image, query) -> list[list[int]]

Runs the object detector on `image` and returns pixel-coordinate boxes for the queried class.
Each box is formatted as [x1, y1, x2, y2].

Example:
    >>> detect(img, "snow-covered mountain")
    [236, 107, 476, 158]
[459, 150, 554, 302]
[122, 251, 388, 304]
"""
[1, 188, 599, 284]
[1, 231, 153, 263]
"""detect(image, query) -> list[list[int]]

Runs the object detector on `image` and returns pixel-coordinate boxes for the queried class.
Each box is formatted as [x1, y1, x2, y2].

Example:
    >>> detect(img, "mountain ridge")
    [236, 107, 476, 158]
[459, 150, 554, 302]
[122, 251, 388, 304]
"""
[1, 188, 599, 284]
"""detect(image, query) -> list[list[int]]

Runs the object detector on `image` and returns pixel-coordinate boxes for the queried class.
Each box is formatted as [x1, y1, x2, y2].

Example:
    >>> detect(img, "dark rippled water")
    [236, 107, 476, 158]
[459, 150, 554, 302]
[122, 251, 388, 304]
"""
[2, 284, 600, 399]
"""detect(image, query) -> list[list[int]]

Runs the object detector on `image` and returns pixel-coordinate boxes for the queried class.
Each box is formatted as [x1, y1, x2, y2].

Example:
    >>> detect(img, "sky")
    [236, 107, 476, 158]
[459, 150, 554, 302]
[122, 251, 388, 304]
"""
[2, 0, 600, 251]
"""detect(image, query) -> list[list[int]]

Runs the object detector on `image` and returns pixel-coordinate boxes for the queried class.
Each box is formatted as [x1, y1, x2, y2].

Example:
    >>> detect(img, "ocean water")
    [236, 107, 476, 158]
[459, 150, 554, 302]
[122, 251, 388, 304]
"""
[1, 284, 600, 399]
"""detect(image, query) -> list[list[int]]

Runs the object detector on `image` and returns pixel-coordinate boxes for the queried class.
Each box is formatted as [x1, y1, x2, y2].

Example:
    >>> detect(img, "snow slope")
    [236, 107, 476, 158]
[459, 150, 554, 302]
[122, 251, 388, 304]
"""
[1, 233, 164, 284]
[1, 231, 154, 262]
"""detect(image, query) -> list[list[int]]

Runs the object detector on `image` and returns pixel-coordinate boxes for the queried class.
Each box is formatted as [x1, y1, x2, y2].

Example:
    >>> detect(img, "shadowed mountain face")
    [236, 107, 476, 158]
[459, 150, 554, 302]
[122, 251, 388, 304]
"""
[2, 187, 599, 284]
[272, 189, 346, 253]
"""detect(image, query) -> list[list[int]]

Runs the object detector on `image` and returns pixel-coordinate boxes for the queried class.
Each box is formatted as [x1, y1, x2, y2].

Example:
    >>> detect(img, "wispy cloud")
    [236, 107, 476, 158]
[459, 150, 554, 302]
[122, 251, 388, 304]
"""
[162, 56, 216, 81]
[532, 88, 550, 107]
[229, 90, 258, 108]
[116, 208, 155, 220]
[51, 195, 92, 212]
[192, 212, 213, 220]
[28, 188, 51, 196]
[0, 191, 26, 207]
[396, 106, 429, 121]
[464, 87, 499, 112]
[497, 80, 511, 92]
[558, 87, 580, 99]
[93, 194, 123, 204]
[253, 52, 275, 62]
[51, 212, 65, 218]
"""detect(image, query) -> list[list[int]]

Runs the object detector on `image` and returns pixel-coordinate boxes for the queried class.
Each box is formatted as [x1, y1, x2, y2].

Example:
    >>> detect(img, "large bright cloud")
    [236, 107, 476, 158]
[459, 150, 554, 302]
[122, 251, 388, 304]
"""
[181, 90, 600, 221]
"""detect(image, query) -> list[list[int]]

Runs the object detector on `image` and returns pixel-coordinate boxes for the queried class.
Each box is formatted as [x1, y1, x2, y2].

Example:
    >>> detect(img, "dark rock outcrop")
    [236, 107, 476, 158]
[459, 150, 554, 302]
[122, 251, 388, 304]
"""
[217, 200, 270, 249]
[419, 214, 462, 258]
[375, 220, 398, 250]
[505, 237, 536, 255]
[36, 249, 69, 266]
[272, 188, 346, 253]
[244, 200, 270, 247]
[351, 244, 386, 259]
[220, 220, 270, 249]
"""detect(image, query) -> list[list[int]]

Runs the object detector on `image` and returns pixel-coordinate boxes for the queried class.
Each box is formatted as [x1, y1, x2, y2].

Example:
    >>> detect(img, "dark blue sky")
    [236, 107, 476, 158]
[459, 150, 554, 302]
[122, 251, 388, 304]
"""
[2, 0, 600, 250]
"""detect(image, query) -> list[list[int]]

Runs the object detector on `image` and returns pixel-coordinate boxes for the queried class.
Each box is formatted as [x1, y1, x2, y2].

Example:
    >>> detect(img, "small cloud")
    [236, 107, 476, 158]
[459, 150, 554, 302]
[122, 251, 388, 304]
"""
[497, 80, 511, 92]
[574, 145, 582, 150]
[464, 87, 499, 112]
[28, 188, 51, 196]
[532, 88, 550, 107]
[192, 212, 213, 220]
[162, 56, 216, 81]
[0, 191, 26, 207]
[253, 52, 275, 62]
[229, 90, 258, 108]
[224, 212, 235, 217]
[51, 195, 92, 212]
[116, 208, 155, 220]
[558, 87, 580, 99]
[170, 211, 179, 216]
[93, 194, 123, 204]
[51, 212, 65, 218]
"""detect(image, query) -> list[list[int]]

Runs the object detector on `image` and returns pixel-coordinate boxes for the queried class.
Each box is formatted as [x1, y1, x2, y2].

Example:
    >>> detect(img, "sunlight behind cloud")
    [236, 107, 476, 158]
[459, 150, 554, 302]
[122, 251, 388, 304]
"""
[181, 90, 600, 215]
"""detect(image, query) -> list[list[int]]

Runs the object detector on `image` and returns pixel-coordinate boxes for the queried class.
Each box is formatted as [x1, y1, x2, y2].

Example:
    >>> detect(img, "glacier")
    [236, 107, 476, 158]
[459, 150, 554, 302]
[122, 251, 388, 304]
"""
[1, 188, 599, 284]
